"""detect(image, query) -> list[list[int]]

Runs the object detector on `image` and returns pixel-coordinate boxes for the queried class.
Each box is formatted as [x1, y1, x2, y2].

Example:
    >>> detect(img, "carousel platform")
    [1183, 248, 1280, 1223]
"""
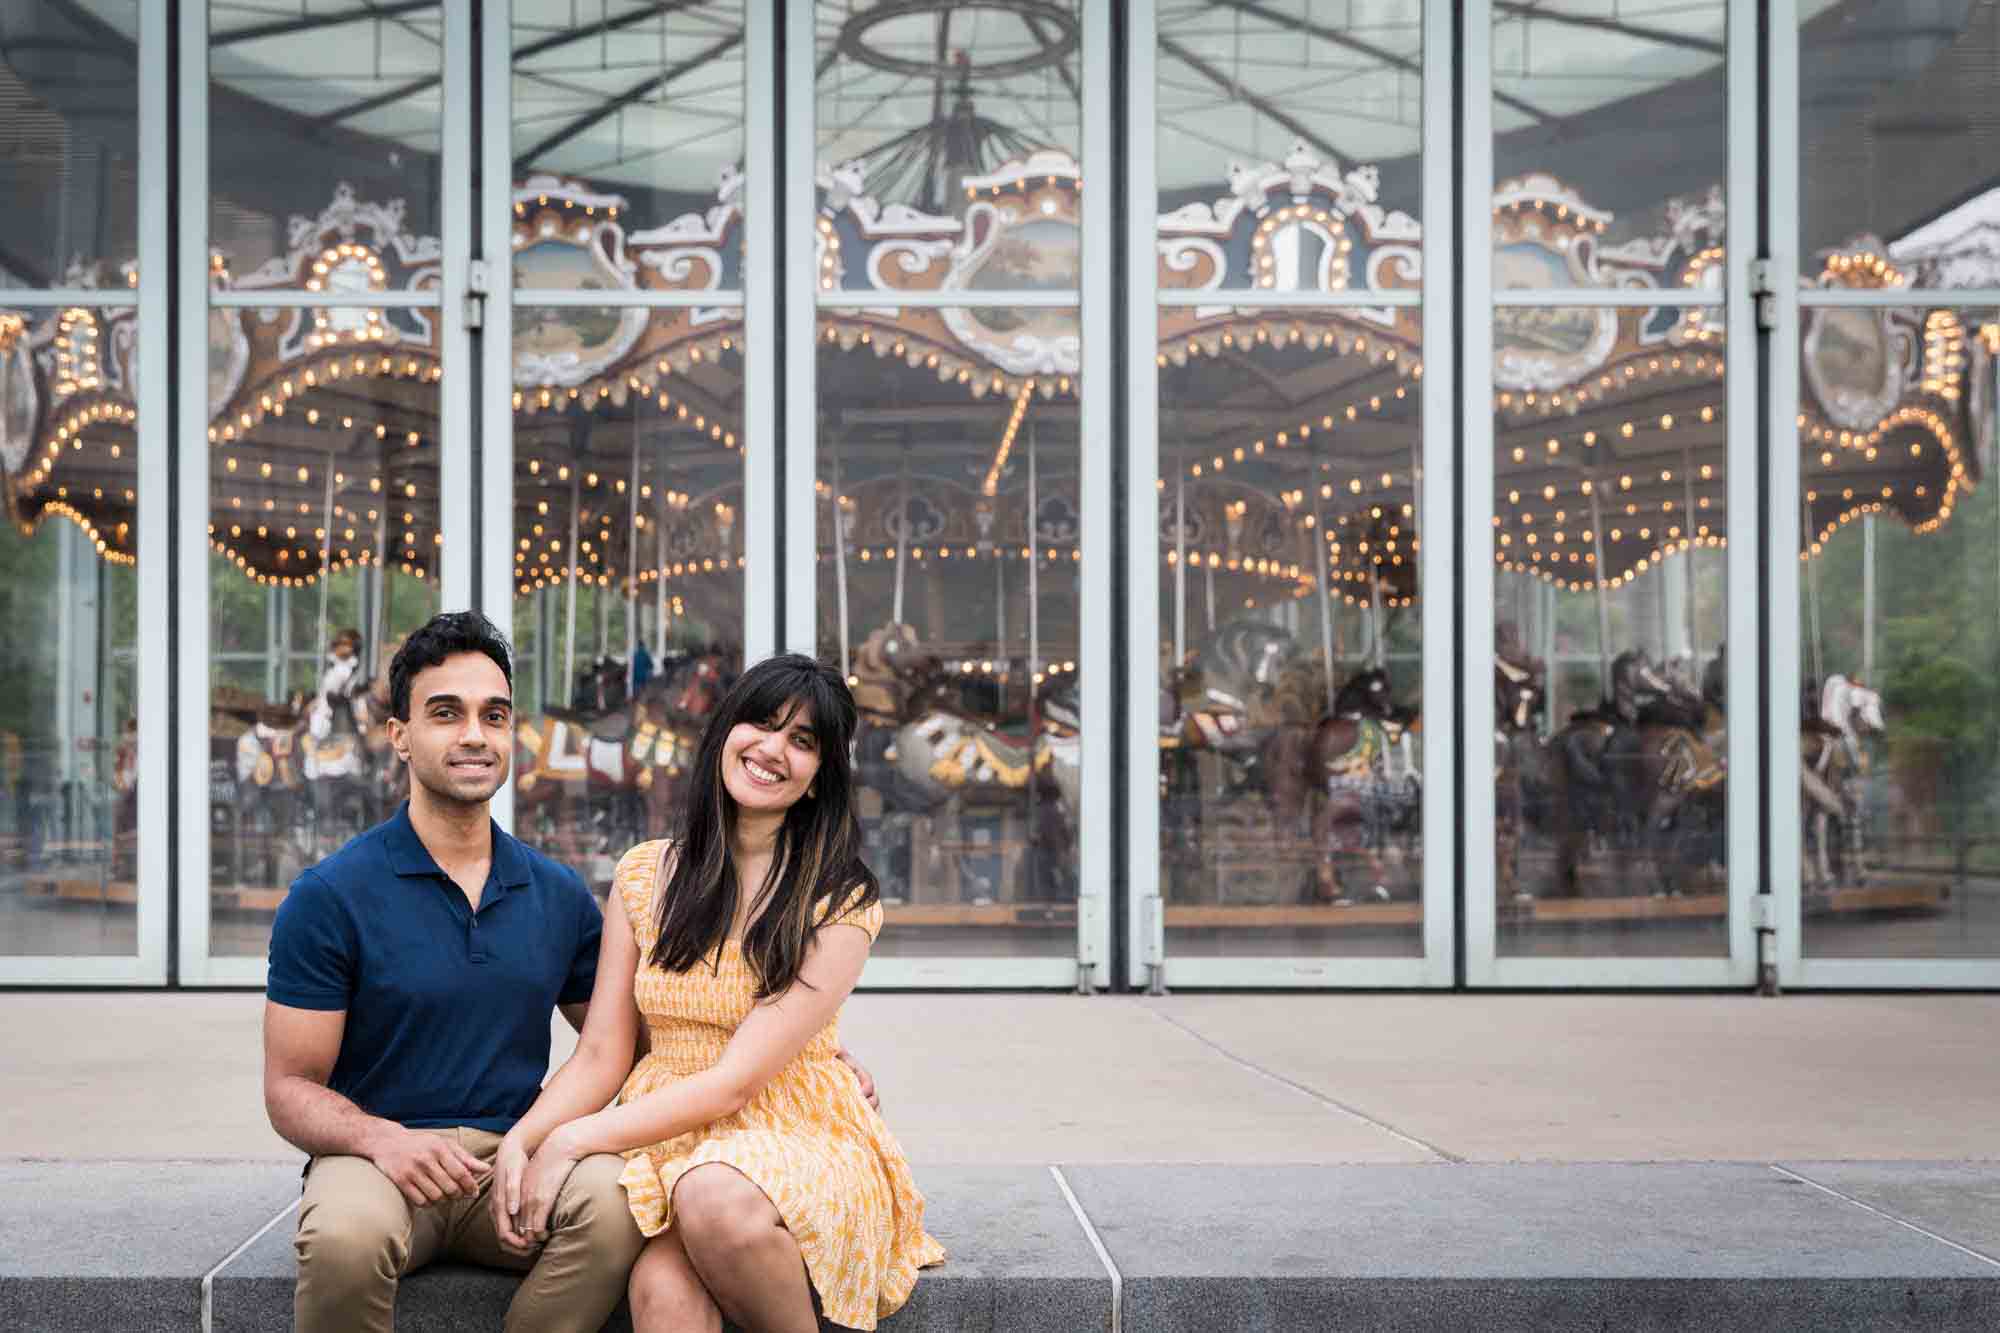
[7, 992, 2000, 1330]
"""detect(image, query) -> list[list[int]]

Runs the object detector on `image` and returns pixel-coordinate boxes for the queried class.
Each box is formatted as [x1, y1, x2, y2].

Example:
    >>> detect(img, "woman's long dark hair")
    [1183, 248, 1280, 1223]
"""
[651, 653, 879, 998]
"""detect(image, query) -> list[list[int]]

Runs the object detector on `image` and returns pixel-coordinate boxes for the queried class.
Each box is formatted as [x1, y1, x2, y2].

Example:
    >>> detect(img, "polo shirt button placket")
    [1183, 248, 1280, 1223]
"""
[468, 906, 488, 964]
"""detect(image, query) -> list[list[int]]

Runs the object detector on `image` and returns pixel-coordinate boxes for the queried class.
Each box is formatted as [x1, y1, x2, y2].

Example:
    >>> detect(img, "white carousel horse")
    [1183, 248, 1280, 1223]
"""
[1802, 673, 1886, 893]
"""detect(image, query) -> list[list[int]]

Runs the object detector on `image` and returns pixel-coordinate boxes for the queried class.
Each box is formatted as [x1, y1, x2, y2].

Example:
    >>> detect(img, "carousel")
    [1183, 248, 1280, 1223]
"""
[1, 29, 1993, 937]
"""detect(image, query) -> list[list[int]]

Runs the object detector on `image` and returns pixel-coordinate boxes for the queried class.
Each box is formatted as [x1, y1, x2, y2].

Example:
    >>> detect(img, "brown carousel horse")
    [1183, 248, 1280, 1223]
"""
[1264, 665, 1421, 905]
[512, 651, 728, 856]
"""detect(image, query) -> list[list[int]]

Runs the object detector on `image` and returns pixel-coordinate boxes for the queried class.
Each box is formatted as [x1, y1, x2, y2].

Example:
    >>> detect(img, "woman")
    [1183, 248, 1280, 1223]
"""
[492, 653, 943, 1332]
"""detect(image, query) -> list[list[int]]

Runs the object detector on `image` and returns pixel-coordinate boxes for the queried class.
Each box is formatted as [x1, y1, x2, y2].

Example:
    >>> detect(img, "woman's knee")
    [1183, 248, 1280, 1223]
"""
[671, 1165, 779, 1255]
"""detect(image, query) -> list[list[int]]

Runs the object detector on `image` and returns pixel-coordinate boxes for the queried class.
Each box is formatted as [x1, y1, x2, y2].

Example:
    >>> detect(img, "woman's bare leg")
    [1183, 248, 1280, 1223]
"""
[627, 1228, 722, 1333]
[670, 1164, 817, 1333]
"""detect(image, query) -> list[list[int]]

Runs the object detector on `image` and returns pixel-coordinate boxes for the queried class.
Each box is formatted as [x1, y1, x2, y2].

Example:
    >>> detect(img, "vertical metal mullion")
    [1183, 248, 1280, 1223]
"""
[1461, 0, 1499, 986]
[1419, 0, 1457, 987]
[782, 0, 818, 655]
[1124, 0, 1161, 991]
[1079, 0, 1115, 988]
[481, 0, 516, 831]
[1724, 0, 1759, 985]
[741, 0, 778, 663]
[1766, 0, 1805, 986]
[175, 0, 213, 983]
[133, 0, 170, 983]
[438, 0, 473, 608]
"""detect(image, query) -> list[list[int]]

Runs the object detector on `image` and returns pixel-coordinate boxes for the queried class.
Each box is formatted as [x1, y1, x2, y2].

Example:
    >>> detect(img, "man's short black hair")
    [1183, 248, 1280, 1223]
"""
[389, 611, 513, 721]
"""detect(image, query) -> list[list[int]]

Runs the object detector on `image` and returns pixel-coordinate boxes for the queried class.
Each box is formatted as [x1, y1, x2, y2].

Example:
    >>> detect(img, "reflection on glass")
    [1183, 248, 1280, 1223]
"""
[1156, 309, 1424, 959]
[209, 2, 442, 272]
[512, 6, 745, 284]
[815, 311, 1079, 958]
[208, 362, 442, 958]
[0, 305, 140, 955]
[1492, 305, 1729, 958]
[0, 4, 141, 289]
[1156, 1, 1422, 294]
[1796, 307, 2000, 959]
[815, 0, 1080, 220]
[509, 310, 744, 892]
[1801, 3, 2000, 288]
[1492, 2, 1727, 275]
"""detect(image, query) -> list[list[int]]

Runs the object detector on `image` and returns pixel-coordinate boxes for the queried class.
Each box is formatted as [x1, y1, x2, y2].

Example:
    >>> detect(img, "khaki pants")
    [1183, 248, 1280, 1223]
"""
[294, 1127, 644, 1333]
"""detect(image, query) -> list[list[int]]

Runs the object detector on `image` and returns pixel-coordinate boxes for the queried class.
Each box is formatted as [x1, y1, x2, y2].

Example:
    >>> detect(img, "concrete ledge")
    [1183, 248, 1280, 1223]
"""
[205, 1164, 1109, 1332]
[9, 1159, 2000, 1332]
[1064, 1163, 2000, 1333]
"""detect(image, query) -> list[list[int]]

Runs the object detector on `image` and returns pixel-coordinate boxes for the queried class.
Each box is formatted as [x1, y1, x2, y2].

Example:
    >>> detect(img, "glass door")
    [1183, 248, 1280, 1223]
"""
[1771, 0, 2000, 988]
[1463, 0, 1758, 986]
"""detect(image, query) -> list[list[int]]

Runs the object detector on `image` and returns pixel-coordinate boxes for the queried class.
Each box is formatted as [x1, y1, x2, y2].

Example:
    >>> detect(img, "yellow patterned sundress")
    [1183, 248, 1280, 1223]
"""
[611, 841, 945, 1329]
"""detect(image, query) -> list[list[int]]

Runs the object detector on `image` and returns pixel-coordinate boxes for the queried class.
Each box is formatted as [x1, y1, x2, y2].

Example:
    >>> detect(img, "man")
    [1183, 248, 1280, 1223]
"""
[264, 611, 874, 1332]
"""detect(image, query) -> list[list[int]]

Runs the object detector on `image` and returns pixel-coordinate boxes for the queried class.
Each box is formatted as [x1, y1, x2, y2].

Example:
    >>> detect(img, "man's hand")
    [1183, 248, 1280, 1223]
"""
[364, 1125, 490, 1208]
[835, 1045, 879, 1112]
[490, 1132, 537, 1257]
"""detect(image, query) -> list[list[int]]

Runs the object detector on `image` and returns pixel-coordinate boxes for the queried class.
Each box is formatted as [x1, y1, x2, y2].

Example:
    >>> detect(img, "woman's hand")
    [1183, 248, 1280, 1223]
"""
[489, 1132, 536, 1256]
[517, 1125, 586, 1244]
[836, 1045, 880, 1112]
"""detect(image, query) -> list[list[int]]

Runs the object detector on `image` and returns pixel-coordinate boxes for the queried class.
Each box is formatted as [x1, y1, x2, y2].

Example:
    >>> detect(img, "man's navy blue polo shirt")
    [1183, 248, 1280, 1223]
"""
[267, 803, 602, 1133]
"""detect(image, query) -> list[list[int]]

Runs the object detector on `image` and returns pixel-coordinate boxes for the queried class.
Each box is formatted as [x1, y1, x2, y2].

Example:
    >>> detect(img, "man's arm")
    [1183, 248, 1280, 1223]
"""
[263, 1001, 487, 1207]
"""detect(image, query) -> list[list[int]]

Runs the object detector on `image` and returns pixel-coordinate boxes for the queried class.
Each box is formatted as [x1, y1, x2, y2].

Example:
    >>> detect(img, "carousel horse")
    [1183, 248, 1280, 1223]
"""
[1264, 665, 1422, 905]
[1802, 673, 1885, 893]
[234, 697, 312, 884]
[848, 623, 1082, 901]
[1544, 649, 1723, 897]
[111, 718, 138, 879]
[513, 651, 726, 855]
[301, 642, 381, 855]
[1493, 645, 1549, 905]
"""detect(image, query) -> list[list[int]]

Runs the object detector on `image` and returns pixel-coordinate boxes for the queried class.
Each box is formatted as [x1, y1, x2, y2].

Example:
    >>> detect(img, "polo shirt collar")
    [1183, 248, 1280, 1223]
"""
[383, 803, 530, 889]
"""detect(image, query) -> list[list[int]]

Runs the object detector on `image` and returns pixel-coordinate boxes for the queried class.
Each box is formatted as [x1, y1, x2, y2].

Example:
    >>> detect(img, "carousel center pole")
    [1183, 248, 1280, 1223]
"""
[626, 423, 640, 692]
[1588, 479, 1613, 700]
[314, 449, 335, 665]
[1309, 463, 1334, 712]
[1027, 423, 1041, 686]
[564, 466, 580, 704]
[655, 477, 668, 660]
[831, 431, 851, 679]
[1862, 511, 1877, 684]
[892, 445, 910, 627]
[1805, 491, 1825, 691]
[1682, 442, 1700, 666]
[1173, 461, 1188, 675]
[1368, 557, 1385, 671]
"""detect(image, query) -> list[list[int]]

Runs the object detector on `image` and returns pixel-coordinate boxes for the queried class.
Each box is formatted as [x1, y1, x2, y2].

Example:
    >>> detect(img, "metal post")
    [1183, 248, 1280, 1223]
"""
[563, 469, 580, 698]
[626, 427, 640, 691]
[1588, 482, 1613, 698]
[1309, 468, 1335, 711]
[1861, 513, 1876, 683]
[1027, 426, 1040, 684]
[314, 453, 335, 660]
[832, 436, 851, 678]
[1173, 463, 1187, 672]
[892, 450, 910, 627]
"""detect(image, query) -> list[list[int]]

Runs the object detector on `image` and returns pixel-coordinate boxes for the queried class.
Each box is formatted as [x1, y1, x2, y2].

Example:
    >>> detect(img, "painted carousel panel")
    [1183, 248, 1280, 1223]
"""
[0, 304, 142, 956]
[818, 304, 1081, 960]
[1156, 307, 1426, 959]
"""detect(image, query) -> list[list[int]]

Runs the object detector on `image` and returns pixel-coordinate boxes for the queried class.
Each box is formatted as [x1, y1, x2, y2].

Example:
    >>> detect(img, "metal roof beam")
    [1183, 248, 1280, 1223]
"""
[514, 30, 743, 171]
[1159, 36, 1349, 167]
[1493, 3, 1724, 57]
[213, 1, 438, 50]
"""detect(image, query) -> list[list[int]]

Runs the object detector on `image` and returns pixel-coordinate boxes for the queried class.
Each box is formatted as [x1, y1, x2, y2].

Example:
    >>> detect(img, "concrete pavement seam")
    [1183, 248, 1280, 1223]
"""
[1049, 1165, 1122, 1333]
[199, 1196, 299, 1333]
[1145, 1007, 1462, 1162]
[1768, 1165, 2000, 1271]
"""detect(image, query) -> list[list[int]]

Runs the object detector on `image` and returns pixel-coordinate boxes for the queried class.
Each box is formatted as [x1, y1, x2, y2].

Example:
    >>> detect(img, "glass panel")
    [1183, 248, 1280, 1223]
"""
[209, 2, 443, 274]
[512, 4, 746, 288]
[0, 304, 141, 955]
[1492, 305, 1729, 958]
[817, 308, 1079, 958]
[1157, 1, 1423, 295]
[1157, 309, 1424, 958]
[1801, 3, 2000, 290]
[208, 353, 442, 958]
[814, 0, 1081, 279]
[508, 306, 744, 892]
[0, 3, 142, 290]
[1798, 307, 2000, 959]
[1492, 2, 1728, 284]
